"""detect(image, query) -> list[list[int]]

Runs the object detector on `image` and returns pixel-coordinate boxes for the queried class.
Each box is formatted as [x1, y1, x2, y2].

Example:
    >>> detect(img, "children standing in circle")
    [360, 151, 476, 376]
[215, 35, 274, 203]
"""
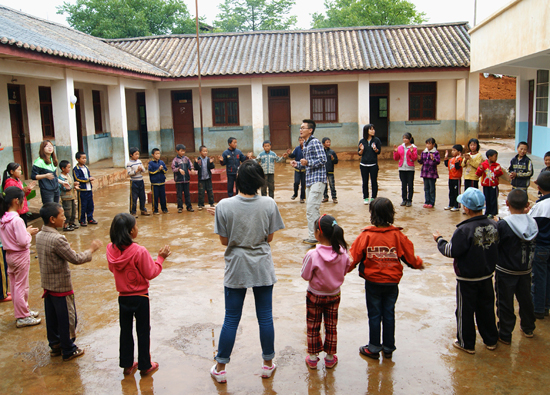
[463, 138, 482, 190]
[2, 163, 36, 226]
[393, 133, 417, 207]
[418, 138, 440, 208]
[358, 124, 382, 205]
[0, 187, 40, 327]
[301, 214, 350, 370]
[106, 213, 171, 376]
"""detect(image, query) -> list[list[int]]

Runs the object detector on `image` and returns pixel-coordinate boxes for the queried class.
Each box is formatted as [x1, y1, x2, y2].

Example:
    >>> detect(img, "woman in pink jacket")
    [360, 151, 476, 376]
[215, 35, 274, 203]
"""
[0, 187, 39, 327]
[106, 213, 171, 376]
[393, 133, 418, 207]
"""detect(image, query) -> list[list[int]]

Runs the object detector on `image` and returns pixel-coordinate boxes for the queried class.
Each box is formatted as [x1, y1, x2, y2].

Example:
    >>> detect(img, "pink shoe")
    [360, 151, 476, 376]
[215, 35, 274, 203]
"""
[210, 364, 227, 383]
[261, 363, 277, 378]
[123, 362, 138, 376]
[324, 355, 338, 369]
[305, 355, 318, 369]
[423, 204, 428, 208]
[427, 204, 433, 208]
[140, 362, 159, 375]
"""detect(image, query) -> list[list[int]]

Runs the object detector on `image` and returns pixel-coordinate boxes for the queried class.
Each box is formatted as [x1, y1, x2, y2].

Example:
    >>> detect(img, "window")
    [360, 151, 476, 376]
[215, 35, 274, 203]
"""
[536, 70, 549, 127]
[92, 90, 103, 133]
[310, 85, 338, 122]
[39, 87, 55, 138]
[409, 82, 437, 120]
[212, 88, 239, 126]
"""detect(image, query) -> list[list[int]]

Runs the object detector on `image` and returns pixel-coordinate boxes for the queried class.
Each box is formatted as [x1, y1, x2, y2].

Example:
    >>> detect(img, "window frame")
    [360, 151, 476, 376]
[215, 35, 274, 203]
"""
[409, 82, 437, 121]
[39, 86, 55, 139]
[535, 70, 549, 127]
[92, 90, 104, 134]
[310, 84, 338, 123]
[212, 88, 240, 126]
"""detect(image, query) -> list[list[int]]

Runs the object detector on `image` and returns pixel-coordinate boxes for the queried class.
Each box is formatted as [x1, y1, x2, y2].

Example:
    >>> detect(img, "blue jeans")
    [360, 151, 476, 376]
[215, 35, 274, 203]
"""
[423, 178, 436, 205]
[532, 244, 550, 314]
[215, 285, 275, 364]
[365, 281, 399, 353]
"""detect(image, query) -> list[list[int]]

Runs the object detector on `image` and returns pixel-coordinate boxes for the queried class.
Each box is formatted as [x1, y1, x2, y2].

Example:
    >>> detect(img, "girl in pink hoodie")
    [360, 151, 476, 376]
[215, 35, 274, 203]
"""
[106, 213, 171, 376]
[301, 214, 350, 369]
[0, 187, 39, 327]
[2, 162, 36, 226]
[393, 133, 418, 207]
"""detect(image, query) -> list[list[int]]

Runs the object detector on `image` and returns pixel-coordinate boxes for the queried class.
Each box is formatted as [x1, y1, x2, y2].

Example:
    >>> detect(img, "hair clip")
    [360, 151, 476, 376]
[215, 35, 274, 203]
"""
[332, 220, 337, 227]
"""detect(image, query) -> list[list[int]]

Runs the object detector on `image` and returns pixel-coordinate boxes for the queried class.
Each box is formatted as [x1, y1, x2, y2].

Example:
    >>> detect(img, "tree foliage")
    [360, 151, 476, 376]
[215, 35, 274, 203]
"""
[57, 0, 197, 39]
[312, 0, 427, 29]
[214, 0, 297, 32]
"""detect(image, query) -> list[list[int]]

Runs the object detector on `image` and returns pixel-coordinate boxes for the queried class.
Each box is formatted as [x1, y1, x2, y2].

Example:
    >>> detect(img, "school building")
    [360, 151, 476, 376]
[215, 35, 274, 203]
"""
[470, 0, 550, 158]
[0, 5, 479, 177]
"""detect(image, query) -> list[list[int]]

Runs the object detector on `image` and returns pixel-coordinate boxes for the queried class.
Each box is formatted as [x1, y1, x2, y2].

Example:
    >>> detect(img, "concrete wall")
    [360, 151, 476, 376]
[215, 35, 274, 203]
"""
[479, 99, 516, 138]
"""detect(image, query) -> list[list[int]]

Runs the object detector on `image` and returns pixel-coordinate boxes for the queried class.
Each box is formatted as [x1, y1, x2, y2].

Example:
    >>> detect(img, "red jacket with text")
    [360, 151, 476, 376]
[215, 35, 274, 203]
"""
[476, 160, 503, 187]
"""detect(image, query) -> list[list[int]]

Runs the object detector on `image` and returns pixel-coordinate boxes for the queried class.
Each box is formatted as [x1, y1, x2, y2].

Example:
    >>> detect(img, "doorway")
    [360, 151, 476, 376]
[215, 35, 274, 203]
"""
[527, 79, 534, 151]
[7, 85, 28, 178]
[171, 90, 195, 152]
[369, 83, 389, 145]
[74, 89, 84, 153]
[136, 92, 149, 155]
[268, 87, 291, 149]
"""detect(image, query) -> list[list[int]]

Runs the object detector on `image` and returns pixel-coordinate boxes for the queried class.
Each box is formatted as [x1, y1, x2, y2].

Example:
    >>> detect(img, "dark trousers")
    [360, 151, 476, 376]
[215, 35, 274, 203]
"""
[0, 248, 8, 300]
[119, 296, 151, 371]
[77, 190, 94, 223]
[464, 180, 479, 190]
[151, 184, 167, 213]
[130, 180, 146, 214]
[449, 179, 461, 208]
[495, 271, 535, 342]
[455, 279, 498, 350]
[323, 173, 337, 199]
[483, 186, 499, 216]
[176, 182, 192, 209]
[423, 178, 436, 205]
[62, 199, 76, 226]
[365, 281, 399, 353]
[198, 178, 215, 206]
[293, 171, 306, 200]
[41, 188, 60, 204]
[261, 174, 275, 198]
[44, 293, 78, 357]
[360, 165, 378, 199]
[227, 174, 238, 197]
[532, 244, 550, 314]
[399, 171, 414, 202]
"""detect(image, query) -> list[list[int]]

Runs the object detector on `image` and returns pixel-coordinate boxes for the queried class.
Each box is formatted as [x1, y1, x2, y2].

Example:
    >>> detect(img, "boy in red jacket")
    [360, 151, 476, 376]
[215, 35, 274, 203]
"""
[444, 145, 463, 212]
[476, 149, 503, 218]
[349, 197, 423, 360]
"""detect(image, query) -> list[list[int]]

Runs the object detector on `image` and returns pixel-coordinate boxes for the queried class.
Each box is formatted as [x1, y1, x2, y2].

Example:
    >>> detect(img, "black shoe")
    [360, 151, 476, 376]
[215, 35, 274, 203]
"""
[290, 195, 297, 200]
[383, 351, 393, 359]
[187, 207, 194, 212]
[63, 226, 74, 232]
[359, 345, 379, 359]
[80, 222, 88, 227]
[406, 201, 412, 207]
[400, 201, 407, 206]
[88, 219, 98, 225]
[535, 312, 545, 320]
[63, 348, 84, 362]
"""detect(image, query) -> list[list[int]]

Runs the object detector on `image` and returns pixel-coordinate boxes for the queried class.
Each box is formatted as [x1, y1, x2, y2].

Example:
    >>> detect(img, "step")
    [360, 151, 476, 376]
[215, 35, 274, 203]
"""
[147, 190, 232, 204]
[161, 179, 228, 192]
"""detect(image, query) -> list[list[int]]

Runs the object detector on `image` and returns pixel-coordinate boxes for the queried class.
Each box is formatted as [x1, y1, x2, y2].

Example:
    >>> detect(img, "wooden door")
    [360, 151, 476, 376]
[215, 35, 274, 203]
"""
[7, 85, 28, 177]
[171, 90, 195, 152]
[74, 89, 84, 153]
[369, 83, 389, 145]
[268, 87, 291, 150]
[527, 80, 534, 151]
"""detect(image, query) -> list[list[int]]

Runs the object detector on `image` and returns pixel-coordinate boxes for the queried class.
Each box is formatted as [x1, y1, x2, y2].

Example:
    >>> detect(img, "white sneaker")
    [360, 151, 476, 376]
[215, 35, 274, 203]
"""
[450, 207, 460, 212]
[210, 364, 227, 383]
[261, 363, 277, 378]
[444, 206, 452, 210]
[29, 310, 40, 318]
[364, 198, 369, 205]
[16, 316, 41, 328]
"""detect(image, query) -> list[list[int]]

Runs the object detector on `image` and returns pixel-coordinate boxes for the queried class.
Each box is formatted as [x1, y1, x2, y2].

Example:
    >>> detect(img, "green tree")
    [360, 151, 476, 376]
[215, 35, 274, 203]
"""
[57, 0, 198, 39]
[214, 0, 297, 32]
[312, 0, 427, 29]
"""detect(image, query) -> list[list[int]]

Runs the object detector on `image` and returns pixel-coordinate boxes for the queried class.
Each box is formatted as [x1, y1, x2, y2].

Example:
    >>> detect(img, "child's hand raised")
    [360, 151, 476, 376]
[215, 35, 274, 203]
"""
[218, 155, 224, 162]
[159, 245, 171, 259]
[286, 148, 292, 155]
[206, 206, 216, 216]
[89, 239, 103, 252]
[26, 226, 39, 236]
[444, 150, 448, 159]
[209, 157, 214, 163]
[432, 231, 442, 242]
[393, 144, 398, 152]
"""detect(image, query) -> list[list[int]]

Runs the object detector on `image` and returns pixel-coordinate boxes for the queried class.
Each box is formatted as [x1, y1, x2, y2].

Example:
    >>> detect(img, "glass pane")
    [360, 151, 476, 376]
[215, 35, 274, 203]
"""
[536, 98, 549, 111]
[312, 98, 323, 113]
[537, 70, 549, 84]
[312, 113, 323, 121]
[311, 85, 336, 96]
[326, 112, 336, 121]
[423, 95, 434, 109]
[214, 102, 225, 117]
[379, 110, 387, 117]
[536, 83, 549, 98]
[410, 109, 421, 118]
[379, 98, 387, 111]
[325, 98, 335, 113]
[410, 96, 420, 110]
[423, 109, 434, 119]
[536, 112, 548, 126]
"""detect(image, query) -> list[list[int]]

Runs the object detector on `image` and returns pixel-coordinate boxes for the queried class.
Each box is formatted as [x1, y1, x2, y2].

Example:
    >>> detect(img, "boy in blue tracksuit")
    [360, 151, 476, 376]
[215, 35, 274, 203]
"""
[254, 140, 287, 199]
[171, 144, 194, 213]
[148, 148, 168, 214]
[287, 136, 306, 203]
[322, 137, 339, 203]
[73, 152, 97, 226]
[218, 137, 247, 197]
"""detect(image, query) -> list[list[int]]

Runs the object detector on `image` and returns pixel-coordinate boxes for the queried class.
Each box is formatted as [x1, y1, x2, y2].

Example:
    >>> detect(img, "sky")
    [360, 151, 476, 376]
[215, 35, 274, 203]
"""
[0, 0, 513, 30]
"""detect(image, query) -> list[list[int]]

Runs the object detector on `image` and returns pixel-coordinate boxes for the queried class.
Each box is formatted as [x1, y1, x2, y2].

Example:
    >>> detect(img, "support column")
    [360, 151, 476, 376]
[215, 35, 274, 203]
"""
[0, 77, 13, 172]
[145, 87, 161, 153]
[455, 78, 467, 144]
[51, 70, 78, 162]
[251, 80, 264, 154]
[25, 82, 44, 162]
[358, 74, 370, 141]
[108, 81, 129, 167]
[466, 72, 480, 142]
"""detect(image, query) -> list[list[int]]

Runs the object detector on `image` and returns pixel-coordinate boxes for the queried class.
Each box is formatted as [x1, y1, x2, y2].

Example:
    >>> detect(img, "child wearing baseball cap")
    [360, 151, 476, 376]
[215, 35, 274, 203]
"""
[432, 187, 499, 354]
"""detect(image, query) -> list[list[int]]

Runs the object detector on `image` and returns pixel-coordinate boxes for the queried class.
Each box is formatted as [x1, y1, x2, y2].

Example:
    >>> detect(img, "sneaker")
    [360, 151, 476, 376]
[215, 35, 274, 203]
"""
[498, 338, 511, 345]
[71, 223, 79, 229]
[16, 316, 41, 328]
[359, 345, 379, 359]
[400, 201, 407, 206]
[383, 352, 393, 359]
[0, 294, 12, 302]
[162, 210, 169, 214]
[140, 362, 159, 375]
[406, 201, 412, 207]
[80, 222, 88, 227]
[153, 211, 160, 215]
[187, 207, 194, 212]
[521, 329, 534, 338]
[261, 363, 276, 378]
[324, 355, 338, 368]
[486, 343, 498, 351]
[322, 197, 329, 203]
[178, 208, 183, 213]
[444, 206, 452, 210]
[364, 198, 369, 205]
[29, 310, 39, 318]
[140, 211, 151, 216]
[50, 345, 61, 357]
[63, 348, 84, 361]
[63, 226, 74, 231]
[300, 199, 305, 204]
[305, 355, 318, 369]
[333, 198, 338, 204]
[131, 213, 138, 218]
[450, 207, 460, 212]
[198, 206, 204, 211]
[303, 239, 318, 245]
[210, 364, 227, 383]
[290, 195, 297, 200]
[88, 219, 98, 224]
[123, 362, 139, 376]
[452, 341, 475, 354]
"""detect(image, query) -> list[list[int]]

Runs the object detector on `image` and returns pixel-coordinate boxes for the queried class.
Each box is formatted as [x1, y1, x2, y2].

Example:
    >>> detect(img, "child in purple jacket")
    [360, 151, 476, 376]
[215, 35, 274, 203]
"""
[418, 138, 440, 208]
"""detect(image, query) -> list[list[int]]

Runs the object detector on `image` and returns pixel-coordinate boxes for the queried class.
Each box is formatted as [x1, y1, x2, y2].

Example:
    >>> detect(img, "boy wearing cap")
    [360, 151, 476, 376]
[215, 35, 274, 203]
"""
[433, 187, 499, 354]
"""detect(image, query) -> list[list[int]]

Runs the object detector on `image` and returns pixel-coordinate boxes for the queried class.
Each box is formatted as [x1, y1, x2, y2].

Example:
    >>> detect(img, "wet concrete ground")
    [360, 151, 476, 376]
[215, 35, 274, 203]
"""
[1, 159, 549, 395]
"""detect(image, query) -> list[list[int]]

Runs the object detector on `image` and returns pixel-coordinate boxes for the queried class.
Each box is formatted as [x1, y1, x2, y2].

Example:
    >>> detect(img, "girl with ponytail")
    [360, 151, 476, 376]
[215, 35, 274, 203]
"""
[2, 163, 36, 226]
[301, 214, 350, 370]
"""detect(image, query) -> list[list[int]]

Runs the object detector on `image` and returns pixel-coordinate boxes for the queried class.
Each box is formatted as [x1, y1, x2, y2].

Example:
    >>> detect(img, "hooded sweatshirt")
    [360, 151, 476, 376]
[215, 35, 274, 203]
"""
[0, 211, 31, 253]
[106, 243, 164, 296]
[301, 245, 350, 296]
[393, 143, 417, 170]
[496, 214, 538, 275]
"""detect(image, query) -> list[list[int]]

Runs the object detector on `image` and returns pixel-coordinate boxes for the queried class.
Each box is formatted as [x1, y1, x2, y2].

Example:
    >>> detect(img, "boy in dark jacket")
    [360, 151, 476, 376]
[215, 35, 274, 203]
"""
[171, 144, 194, 213]
[495, 189, 537, 344]
[322, 138, 339, 203]
[218, 137, 248, 197]
[73, 152, 97, 225]
[287, 136, 306, 203]
[148, 148, 168, 214]
[433, 187, 499, 354]
[193, 145, 215, 210]
[509, 141, 533, 192]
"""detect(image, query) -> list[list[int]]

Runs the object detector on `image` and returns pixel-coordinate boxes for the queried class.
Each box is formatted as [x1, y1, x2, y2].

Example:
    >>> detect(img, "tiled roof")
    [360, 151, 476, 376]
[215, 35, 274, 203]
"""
[0, 6, 168, 77]
[109, 23, 470, 78]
